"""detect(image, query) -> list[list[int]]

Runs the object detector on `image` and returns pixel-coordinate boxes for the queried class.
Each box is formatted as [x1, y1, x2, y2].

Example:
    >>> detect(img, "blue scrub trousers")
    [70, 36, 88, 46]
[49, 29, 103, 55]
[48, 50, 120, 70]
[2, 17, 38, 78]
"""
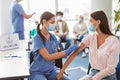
[58, 36, 71, 51]
[13, 31, 25, 40]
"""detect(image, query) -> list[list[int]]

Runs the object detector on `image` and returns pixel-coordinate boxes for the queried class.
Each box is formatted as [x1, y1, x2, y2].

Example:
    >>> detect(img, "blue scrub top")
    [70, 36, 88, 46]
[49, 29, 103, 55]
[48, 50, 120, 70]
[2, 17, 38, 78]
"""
[10, 1, 25, 32]
[30, 33, 58, 73]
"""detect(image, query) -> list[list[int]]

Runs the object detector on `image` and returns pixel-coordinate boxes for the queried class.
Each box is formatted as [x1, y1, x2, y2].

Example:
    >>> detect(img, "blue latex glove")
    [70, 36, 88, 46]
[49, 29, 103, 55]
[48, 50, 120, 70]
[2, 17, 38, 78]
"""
[65, 45, 79, 56]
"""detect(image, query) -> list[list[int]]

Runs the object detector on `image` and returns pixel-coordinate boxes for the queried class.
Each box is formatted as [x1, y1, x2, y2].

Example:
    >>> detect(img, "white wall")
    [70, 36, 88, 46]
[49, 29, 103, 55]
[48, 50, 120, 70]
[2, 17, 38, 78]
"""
[91, 0, 112, 27]
[0, 0, 13, 35]
[0, 0, 2, 35]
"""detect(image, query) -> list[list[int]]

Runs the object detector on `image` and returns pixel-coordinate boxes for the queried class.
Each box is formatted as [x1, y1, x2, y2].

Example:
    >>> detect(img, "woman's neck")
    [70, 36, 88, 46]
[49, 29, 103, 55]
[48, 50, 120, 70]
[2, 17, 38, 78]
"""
[96, 27, 104, 35]
[96, 30, 109, 40]
[96, 28, 110, 38]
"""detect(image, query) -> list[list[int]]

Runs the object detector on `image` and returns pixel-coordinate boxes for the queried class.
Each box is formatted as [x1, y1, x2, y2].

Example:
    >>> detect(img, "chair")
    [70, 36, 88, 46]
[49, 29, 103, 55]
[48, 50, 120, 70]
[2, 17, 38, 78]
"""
[55, 49, 63, 69]
[26, 41, 32, 51]
[116, 55, 120, 80]
[26, 30, 34, 51]
[87, 63, 91, 74]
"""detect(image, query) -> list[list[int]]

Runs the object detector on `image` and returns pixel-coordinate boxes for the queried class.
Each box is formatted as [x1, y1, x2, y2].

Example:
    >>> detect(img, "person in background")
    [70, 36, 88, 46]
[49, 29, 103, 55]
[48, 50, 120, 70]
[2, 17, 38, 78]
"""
[56, 10, 120, 80]
[54, 11, 71, 51]
[29, 11, 79, 80]
[73, 15, 88, 57]
[10, 0, 35, 40]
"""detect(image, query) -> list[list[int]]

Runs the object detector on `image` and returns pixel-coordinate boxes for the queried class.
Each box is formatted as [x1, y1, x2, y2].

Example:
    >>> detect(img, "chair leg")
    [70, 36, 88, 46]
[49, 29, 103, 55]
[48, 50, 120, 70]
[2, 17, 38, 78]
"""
[87, 63, 91, 74]
[64, 71, 69, 76]
[26, 41, 32, 51]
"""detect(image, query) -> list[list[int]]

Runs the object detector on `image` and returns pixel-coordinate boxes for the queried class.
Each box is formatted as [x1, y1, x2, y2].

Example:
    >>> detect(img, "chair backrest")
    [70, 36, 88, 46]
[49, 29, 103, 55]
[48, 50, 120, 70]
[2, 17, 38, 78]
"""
[30, 51, 34, 65]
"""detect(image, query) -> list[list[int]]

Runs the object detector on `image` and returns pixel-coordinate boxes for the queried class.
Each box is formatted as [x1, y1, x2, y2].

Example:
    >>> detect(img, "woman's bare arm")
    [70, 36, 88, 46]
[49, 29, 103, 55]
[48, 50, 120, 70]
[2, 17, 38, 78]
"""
[57, 43, 86, 80]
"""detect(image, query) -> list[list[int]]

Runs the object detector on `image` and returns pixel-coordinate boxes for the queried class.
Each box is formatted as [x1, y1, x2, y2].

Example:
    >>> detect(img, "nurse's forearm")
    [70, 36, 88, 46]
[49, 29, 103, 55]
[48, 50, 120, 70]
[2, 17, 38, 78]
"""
[45, 51, 66, 61]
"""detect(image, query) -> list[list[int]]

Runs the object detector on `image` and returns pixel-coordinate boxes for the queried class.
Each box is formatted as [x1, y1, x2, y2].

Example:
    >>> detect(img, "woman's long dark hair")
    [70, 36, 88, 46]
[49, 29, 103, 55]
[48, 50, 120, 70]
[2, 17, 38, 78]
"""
[37, 11, 55, 42]
[91, 11, 113, 35]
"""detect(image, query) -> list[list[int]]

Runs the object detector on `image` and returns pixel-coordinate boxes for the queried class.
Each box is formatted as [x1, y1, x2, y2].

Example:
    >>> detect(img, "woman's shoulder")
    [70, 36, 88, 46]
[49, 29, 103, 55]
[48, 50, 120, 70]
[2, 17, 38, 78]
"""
[107, 36, 120, 50]
[107, 35, 119, 42]
[105, 35, 120, 47]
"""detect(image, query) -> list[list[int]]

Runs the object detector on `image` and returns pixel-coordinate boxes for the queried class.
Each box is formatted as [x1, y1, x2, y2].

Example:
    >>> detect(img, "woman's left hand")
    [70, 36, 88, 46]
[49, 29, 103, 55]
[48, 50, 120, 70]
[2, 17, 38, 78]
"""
[82, 77, 93, 80]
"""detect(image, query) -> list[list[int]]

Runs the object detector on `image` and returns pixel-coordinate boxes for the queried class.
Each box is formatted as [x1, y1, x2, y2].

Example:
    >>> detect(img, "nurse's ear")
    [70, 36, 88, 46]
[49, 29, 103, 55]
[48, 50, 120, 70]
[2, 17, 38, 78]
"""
[42, 19, 47, 24]
[42, 19, 48, 27]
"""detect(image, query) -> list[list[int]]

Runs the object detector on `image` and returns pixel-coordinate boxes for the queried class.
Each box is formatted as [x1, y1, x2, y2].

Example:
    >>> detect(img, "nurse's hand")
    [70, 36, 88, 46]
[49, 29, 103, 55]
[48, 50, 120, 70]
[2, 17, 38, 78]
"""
[65, 45, 79, 56]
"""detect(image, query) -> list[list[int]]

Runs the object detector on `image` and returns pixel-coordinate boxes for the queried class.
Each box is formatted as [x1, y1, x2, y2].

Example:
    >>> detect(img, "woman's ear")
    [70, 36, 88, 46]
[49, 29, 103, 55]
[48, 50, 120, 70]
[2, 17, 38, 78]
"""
[97, 20, 101, 25]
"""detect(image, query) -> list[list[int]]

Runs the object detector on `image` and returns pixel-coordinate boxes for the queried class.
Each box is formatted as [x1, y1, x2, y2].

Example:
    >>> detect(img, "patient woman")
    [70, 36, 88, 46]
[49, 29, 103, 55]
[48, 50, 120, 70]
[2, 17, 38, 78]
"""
[56, 11, 120, 80]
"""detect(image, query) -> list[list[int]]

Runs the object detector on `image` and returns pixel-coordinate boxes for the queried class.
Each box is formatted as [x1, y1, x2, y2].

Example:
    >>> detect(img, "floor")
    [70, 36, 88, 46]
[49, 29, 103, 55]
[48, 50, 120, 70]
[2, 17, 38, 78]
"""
[62, 52, 89, 80]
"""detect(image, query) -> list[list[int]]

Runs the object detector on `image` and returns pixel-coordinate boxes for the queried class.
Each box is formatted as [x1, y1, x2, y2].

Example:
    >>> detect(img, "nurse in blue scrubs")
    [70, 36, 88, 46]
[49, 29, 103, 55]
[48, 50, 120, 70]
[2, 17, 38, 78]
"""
[29, 11, 79, 80]
[10, 0, 35, 40]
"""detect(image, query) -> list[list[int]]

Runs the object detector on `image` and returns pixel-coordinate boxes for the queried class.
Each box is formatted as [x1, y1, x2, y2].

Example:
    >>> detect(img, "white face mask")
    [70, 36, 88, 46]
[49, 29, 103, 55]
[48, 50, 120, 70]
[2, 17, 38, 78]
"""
[57, 16, 62, 20]
[89, 23, 95, 32]
[47, 24, 55, 31]
[79, 18, 83, 23]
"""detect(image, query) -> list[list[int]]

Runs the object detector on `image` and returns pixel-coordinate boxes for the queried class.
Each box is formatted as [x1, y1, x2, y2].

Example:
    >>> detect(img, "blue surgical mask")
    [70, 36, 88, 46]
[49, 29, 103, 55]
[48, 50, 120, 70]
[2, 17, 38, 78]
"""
[47, 24, 55, 31]
[79, 18, 83, 23]
[89, 23, 95, 32]
[57, 16, 62, 20]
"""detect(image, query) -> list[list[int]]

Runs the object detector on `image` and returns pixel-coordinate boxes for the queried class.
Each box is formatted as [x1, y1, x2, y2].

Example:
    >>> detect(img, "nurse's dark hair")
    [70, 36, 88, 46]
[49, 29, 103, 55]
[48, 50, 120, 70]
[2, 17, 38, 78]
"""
[36, 11, 55, 42]
[90, 10, 113, 35]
